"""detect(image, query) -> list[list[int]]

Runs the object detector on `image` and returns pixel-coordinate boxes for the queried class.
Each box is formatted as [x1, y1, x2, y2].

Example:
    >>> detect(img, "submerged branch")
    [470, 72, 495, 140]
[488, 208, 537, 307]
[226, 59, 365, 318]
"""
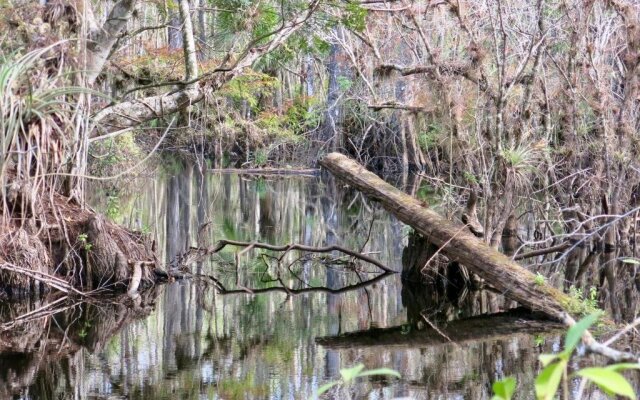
[197, 270, 393, 296]
[168, 237, 396, 296]
[0, 263, 91, 297]
[172, 239, 397, 274]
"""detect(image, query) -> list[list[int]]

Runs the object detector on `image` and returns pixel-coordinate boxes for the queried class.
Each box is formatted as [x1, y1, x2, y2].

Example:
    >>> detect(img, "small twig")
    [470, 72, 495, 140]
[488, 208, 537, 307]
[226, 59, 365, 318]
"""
[419, 310, 459, 346]
[603, 317, 640, 346]
[513, 241, 571, 260]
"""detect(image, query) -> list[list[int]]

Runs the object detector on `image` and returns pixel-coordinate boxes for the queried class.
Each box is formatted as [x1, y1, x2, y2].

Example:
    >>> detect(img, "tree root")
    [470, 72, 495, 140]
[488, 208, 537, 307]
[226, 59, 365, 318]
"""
[1, 192, 159, 298]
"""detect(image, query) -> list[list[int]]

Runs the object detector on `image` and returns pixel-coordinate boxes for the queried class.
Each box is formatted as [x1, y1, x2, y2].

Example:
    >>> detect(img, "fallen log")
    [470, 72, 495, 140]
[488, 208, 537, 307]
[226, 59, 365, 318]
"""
[320, 152, 573, 319]
[209, 168, 320, 176]
[316, 309, 563, 349]
[320, 153, 640, 362]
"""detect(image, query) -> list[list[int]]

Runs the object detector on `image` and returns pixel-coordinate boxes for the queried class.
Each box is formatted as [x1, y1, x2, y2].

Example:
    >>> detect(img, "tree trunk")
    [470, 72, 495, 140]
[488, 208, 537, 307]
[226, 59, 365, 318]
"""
[85, 0, 138, 85]
[322, 29, 348, 151]
[178, 0, 198, 82]
[319, 152, 574, 320]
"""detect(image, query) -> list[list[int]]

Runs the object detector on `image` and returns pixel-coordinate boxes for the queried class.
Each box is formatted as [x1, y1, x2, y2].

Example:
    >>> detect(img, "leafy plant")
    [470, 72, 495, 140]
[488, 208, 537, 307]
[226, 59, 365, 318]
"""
[220, 71, 279, 110]
[77, 233, 92, 251]
[314, 364, 400, 399]
[254, 148, 268, 167]
[534, 272, 546, 286]
[494, 312, 639, 400]
[337, 76, 353, 91]
[106, 195, 120, 220]
[341, 1, 368, 32]
[567, 285, 600, 316]
[463, 171, 479, 185]
[492, 377, 516, 400]
[417, 123, 443, 150]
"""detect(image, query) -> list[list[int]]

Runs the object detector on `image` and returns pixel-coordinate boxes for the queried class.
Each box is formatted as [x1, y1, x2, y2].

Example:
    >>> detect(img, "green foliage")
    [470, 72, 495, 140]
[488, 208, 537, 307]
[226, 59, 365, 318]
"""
[534, 272, 546, 286]
[314, 364, 400, 398]
[341, 2, 368, 31]
[492, 377, 516, 400]
[575, 367, 636, 398]
[106, 195, 121, 221]
[77, 233, 92, 251]
[283, 95, 322, 133]
[495, 313, 639, 400]
[418, 123, 443, 150]
[255, 34, 330, 70]
[463, 171, 478, 185]
[533, 334, 545, 346]
[77, 320, 92, 339]
[567, 285, 600, 316]
[254, 148, 268, 167]
[221, 71, 279, 110]
[337, 76, 353, 91]
[214, 0, 279, 42]
[535, 360, 565, 400]
[89, 132, 142, 177]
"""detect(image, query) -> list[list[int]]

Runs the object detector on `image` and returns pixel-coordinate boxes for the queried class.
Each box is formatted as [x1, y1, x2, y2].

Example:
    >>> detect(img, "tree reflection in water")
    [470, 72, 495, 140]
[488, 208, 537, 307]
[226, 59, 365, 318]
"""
[1, 169, 637, 399]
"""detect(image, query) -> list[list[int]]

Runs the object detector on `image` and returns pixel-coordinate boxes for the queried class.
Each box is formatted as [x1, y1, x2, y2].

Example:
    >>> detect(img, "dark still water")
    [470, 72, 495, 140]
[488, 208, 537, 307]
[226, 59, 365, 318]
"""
[0, 164, 604, 399]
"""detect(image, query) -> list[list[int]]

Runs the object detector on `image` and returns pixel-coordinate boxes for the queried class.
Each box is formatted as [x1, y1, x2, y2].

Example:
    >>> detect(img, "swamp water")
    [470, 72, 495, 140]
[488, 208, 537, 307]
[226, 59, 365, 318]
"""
[0, 166, 625, 399]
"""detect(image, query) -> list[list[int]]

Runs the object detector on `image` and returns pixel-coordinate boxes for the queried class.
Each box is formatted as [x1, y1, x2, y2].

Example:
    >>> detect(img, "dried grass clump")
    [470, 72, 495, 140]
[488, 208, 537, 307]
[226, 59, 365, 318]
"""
[0, 228, 50, 295]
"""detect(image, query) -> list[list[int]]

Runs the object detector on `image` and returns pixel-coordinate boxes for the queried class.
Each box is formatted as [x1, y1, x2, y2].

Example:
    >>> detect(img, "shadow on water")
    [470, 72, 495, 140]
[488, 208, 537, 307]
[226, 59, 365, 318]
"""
[0, 162, 635, 399]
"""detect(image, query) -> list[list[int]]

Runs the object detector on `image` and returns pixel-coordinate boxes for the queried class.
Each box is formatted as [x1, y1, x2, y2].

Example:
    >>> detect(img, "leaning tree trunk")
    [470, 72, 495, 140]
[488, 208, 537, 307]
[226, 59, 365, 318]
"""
[319, 152, 575, 320]
[320, 152, 640, 362]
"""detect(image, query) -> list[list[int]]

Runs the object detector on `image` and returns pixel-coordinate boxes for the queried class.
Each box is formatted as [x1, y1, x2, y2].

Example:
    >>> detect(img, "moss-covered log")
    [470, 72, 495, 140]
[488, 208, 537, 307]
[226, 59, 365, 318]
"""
[319, 152, 575, 320]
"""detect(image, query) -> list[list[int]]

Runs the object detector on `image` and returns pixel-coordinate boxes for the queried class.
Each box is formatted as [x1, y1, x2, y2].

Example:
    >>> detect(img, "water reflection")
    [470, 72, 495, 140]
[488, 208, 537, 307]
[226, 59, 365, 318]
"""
[0, 166, 617, 399]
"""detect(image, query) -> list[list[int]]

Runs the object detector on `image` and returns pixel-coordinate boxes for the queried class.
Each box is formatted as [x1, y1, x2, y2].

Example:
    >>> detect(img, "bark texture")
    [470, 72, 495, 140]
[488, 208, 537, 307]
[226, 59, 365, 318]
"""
[85, 0, 138, 85]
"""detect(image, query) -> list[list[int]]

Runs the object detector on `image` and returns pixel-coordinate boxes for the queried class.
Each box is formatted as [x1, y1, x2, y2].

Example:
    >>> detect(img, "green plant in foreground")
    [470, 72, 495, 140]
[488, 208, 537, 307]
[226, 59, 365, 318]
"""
[534, 272, 546, 286]
[314, 364, 400, 399]
[492, 377, 516, 400]
[493, 312, 640, 400]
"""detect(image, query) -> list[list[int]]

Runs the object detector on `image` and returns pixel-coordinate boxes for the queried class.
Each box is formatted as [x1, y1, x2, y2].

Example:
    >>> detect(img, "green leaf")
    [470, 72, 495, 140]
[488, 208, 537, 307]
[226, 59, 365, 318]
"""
[606, 363, 640, 372]
[492, 377, 516, 400]
[565, 312, 602, 353]
[340, 364, 365, 382]
[315, 381, 340, 397]
[538, 353, 558, 367]
[621, 258, 640, 265]
[356, 368, 401, 379]
[535, 361, 565, 400]
[575, 367, 636, 399]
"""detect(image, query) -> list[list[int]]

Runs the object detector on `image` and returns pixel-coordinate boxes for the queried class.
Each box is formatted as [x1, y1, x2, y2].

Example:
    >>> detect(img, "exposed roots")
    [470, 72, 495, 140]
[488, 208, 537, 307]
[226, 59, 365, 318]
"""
[0, 228, 50, 298]
[0, 192, 159, 298]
